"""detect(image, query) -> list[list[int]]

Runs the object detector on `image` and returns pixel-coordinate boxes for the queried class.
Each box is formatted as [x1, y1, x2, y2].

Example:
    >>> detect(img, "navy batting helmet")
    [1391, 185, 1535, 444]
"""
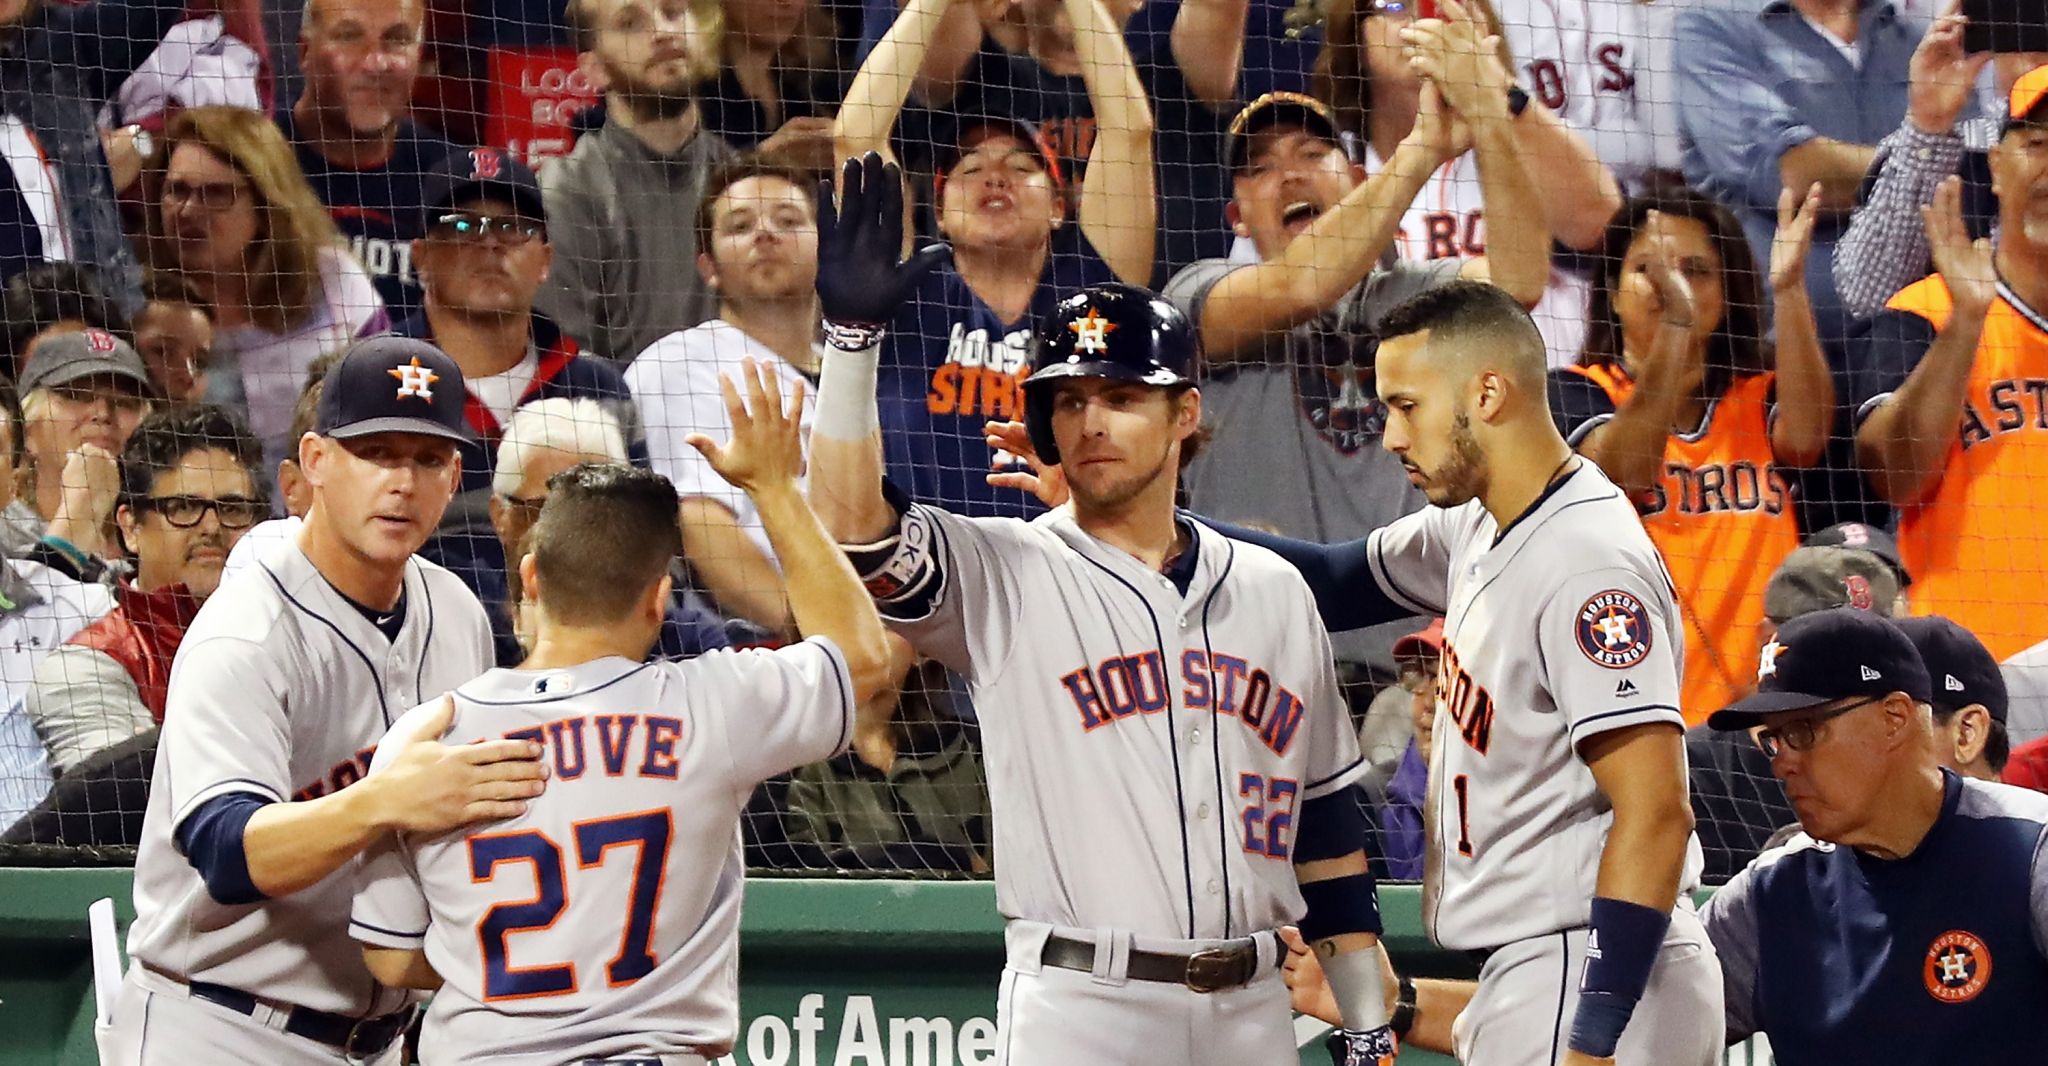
[1023, 283, 1196, 465]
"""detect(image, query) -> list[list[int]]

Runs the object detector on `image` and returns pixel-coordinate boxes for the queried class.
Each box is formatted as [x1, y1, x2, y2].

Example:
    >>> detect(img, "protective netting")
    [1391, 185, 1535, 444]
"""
[0, 0, 2042, 896]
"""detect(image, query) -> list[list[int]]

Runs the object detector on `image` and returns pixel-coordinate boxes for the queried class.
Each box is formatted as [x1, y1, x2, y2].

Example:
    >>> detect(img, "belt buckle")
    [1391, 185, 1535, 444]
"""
[1183, 947, 1239, 993]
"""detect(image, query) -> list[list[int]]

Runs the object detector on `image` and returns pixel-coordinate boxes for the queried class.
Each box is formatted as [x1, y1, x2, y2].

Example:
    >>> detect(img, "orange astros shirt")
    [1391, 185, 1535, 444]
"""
[1566, 364, 1801, 723]
[1880, 276, 2048, 659]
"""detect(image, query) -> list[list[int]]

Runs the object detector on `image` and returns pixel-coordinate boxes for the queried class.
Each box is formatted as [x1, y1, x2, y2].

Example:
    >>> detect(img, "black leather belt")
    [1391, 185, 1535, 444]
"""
[1040, 933, 1268, 993]
[187, 980, 413, 1057]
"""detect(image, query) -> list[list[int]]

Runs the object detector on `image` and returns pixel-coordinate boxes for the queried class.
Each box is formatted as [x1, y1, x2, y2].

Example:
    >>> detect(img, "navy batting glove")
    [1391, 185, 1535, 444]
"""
[816, 152, 951, 338]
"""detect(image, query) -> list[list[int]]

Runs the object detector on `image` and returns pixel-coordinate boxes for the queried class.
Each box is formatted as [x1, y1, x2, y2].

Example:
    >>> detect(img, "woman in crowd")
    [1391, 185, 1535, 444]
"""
[1312, 0, 1619, 362]
[701, 0, 852, 169]
[1550, 184, 1832, 723]
[142, 105, 385, 480]
[7, 332, 158, 577]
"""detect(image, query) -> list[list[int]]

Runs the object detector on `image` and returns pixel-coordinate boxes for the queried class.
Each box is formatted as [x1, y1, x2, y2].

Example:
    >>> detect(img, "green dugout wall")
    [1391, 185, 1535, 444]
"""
[0, 872, 1766, 1066]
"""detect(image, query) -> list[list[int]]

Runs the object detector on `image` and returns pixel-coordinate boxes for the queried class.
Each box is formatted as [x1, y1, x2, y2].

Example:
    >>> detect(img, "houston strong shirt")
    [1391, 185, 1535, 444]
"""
[1364, 461, 1704, 950]
[350, 640, 854, 1065]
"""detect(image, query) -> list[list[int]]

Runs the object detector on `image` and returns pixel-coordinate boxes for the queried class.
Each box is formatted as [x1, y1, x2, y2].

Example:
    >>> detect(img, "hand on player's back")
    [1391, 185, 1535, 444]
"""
[983, 420, 1070, 508]
[369, 696, 548, 834]
[686, 358, 807, 495]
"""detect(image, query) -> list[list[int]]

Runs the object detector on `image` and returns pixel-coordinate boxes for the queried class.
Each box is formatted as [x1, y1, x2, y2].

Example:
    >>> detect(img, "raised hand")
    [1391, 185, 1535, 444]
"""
[816, 152, 953, 328]
[1404, 79, 1473, 166]
[685, 358, 809, 495]
[983, 419, 1071, 508]
[1638, 211, 1699, 332]
[370, 696, 548, 834]
[1401, 0, 1512, 126]
[1924, 174, 1998, 313]
[1907, 0, 1991, 136]
[1769, 182, 1824, 296]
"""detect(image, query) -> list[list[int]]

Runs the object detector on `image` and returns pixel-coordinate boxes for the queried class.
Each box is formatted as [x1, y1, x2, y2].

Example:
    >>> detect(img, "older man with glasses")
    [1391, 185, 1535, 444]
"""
[1698, 607, 2048, 1064]
[27, 405, 265, 775]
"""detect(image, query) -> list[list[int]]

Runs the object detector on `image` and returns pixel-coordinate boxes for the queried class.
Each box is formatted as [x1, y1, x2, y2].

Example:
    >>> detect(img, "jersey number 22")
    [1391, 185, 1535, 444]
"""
[468, 808, 674, 1000]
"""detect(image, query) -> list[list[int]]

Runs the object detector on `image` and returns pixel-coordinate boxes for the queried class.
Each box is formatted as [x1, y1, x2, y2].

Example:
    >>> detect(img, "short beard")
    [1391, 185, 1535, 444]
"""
[1422, 411, 1488, 508]
[603, 60, 697, 122]
[1070, 446, 1173, 515]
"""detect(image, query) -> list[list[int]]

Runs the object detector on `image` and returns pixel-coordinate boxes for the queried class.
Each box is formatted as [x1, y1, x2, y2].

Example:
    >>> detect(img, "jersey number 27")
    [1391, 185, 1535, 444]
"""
[468, 808, 674, 1001]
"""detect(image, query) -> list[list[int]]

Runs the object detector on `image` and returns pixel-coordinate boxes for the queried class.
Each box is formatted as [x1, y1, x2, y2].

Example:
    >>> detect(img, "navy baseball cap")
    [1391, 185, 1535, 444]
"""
[1224, 92, 1345, 173]
[314, 336, 471, 445]
[1708, 608, 1933, 731]
[1805, 522, 1911, 587]
[1894, 616, 2008, 723]
[421, 146, 547, 231]
[933, 117, 1065, 188]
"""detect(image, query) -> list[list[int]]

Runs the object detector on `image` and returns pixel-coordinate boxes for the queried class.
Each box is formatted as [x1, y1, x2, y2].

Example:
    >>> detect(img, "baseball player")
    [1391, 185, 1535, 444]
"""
[349, 364, 893, 1065]
[806, 153, 1398, 1064]
[103, 337, 546, 1065]
[1093, 281, 1723, 1065]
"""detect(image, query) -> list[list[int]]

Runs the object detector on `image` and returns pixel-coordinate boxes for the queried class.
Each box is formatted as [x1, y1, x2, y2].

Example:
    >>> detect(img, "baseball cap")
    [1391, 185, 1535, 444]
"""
[1805, 522, 1911, 587]
[2005, 64, 2048, 136]
[314, 336, 471, 445]
[1393, 618, 1445, 661]
[1224, 91, 1343, 174]
[421, 146, 547, 232]
[1708, 608, 1932, 731]
[1762, 546, 1901, 624]
[933, 117, 1065, 188]
[20, 328, 160, 398]
[1893, 616, 2008, 723]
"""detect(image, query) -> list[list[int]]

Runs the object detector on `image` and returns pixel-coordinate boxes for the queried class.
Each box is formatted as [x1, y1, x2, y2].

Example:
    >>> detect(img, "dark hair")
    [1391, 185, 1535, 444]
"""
[139, 268, 209, 314]
[1379, 278, 1545, 360]
[1, 263, 130, 382]
[287, 349, 346, 451]
[1931, 703, 2012, 773]
[117, 404, 265, 507]
[1578, 188, 1768, 399]
[694, 155, 820, 255]
[532, 462, 683, 625]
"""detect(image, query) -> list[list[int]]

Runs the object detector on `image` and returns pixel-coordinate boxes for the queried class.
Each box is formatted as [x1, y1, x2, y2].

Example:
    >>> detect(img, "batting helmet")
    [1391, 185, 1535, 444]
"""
[1022, 283, 1196, 465]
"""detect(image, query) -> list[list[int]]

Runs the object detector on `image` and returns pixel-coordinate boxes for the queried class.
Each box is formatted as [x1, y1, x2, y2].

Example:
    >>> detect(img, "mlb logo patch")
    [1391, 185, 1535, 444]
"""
[1574, 589, 1653, 669]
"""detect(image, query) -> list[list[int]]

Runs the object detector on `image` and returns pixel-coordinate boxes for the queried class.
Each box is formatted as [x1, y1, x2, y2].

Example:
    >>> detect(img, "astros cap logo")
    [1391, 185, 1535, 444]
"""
[1069, 308, 1117, 354]
[1757, 640, 1786, 681]
[389, 357, 440, 402]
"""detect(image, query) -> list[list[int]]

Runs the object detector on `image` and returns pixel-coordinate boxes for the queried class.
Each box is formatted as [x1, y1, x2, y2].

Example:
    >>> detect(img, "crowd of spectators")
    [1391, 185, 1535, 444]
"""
[1, 0, 2047, 889]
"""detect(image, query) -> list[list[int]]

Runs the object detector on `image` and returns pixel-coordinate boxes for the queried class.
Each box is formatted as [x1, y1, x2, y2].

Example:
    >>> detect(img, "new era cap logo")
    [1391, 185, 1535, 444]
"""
[389, 357, 439, 402]
[1947, 674, 1966, 692]
[1861, 665, 1882, 681]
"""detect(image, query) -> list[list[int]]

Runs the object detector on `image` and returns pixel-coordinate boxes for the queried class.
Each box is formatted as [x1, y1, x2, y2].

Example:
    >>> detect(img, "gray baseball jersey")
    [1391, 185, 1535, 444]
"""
[1364, 461, 1705, 951]
[877, 505, 1366, 940]
[350, 640, 854, 1065]
[126, 543, 494, 1016]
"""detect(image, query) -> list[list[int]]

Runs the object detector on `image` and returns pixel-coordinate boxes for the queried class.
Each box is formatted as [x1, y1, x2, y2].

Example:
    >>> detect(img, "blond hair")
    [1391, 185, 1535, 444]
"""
[146, 106, 344, 336]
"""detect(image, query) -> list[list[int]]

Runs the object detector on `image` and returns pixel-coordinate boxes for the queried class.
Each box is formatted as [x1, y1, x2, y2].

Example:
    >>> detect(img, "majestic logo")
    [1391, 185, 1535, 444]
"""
[1068, 308, 1117, 354]
[1614, 678, 1640, 698]
[389, 357, 440, 402]
[1758, 640, 1786, 681]
[1924, 930, 1992, 1003]
[1575, 590, 1653, 669]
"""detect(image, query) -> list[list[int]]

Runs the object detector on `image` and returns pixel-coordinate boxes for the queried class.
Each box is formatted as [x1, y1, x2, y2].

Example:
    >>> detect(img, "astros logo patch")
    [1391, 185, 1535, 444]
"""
[1575, 590, 1653, 669]
[1924, 930, 1992, 1003]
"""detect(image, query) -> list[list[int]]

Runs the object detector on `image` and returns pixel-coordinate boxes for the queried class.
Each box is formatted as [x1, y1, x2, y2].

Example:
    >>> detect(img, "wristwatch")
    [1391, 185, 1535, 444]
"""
[1507, 86, 1531, 119]
[1390, 973, 1418, 1039]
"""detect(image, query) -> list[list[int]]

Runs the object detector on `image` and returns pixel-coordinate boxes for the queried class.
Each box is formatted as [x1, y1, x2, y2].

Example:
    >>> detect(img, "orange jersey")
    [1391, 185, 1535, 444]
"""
[1568, 364, 1800, 723]
[1881, 277, 2048, 659]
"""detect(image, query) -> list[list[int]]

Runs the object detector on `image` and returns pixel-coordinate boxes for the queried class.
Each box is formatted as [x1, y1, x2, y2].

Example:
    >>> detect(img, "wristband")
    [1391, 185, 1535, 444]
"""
[1507, 85, 1531, 118]
[1569, 897, 1670, 1058]
[1389, 973, 1416, 1039]
[823, 319, 887, 353]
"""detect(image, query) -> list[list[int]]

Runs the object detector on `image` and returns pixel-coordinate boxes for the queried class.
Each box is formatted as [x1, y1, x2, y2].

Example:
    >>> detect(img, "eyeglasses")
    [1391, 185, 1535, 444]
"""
[1366, 0, 1418, 16]
[433, 212, 545, 245]
[162, 179, 250, 212]
[500, 493, 547, 519]
[142, 494, 267, 529]
[1754, 696, 1883, 759]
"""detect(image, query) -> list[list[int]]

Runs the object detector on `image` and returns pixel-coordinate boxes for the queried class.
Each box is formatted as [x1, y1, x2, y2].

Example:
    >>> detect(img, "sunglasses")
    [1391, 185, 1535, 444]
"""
[432, 212, 545, 244]
[142, 494, 267, 529]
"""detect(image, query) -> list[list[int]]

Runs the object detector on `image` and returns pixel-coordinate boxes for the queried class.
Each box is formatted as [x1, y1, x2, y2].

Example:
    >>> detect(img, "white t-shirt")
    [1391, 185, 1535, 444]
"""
[625, 320, 821, 564]
[207, 246, 386, 483]
[467, 348, 540, 429]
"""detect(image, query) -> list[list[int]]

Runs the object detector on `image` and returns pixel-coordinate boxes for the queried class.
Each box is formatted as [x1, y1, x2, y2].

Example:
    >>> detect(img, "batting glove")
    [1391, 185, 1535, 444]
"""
[815, 151, 952, 349]
[1326, 1025, 1398, 1066]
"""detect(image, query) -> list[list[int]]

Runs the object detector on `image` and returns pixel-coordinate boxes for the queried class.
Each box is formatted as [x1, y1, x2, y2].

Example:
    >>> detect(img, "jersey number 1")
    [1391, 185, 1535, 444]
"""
[468, 808, 674, 1001]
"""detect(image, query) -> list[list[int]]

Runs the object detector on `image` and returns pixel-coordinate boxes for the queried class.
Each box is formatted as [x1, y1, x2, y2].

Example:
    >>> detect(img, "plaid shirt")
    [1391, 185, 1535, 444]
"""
[1834, 115, 2001, 320]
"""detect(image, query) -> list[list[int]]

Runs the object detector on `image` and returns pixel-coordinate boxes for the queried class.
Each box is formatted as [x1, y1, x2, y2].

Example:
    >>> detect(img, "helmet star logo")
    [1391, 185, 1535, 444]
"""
[1069, 308, 1118, 354]
[389, 357, 439, 402]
